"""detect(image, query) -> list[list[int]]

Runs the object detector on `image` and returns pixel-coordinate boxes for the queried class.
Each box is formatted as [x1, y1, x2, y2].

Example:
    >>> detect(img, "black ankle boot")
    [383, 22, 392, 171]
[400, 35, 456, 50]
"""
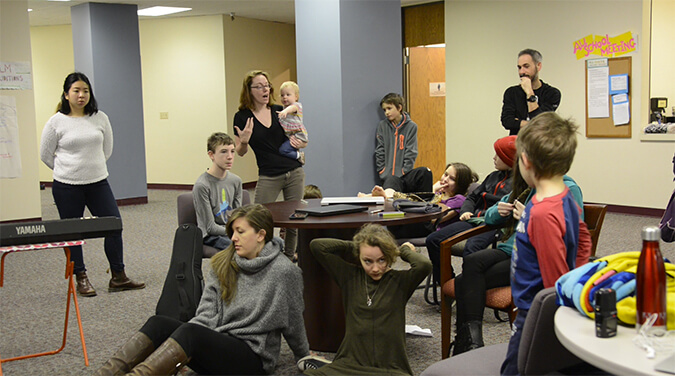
[452, 321, 484, 356]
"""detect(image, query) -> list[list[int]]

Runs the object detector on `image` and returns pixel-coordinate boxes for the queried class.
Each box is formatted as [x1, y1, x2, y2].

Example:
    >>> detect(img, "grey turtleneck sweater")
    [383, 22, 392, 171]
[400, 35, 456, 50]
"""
[189, 237, 309, 374]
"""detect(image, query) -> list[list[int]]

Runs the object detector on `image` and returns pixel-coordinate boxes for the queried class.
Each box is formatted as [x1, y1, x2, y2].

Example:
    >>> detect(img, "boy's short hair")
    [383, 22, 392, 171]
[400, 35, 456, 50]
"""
[517, 112, 578, 179]
[280, 81, 300, 99]
[207, 132, 234, 153]
[303, 184, 322, 199]
[380, 93, 405, 111]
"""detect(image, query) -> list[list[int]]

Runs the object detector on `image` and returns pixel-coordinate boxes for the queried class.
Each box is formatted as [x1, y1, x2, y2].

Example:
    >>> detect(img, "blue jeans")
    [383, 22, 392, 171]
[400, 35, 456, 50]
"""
[278, 139, 299, 160]
[51, 179, 124, 274]
[500, 309, 528, 376]
[204, 235, 231, 250]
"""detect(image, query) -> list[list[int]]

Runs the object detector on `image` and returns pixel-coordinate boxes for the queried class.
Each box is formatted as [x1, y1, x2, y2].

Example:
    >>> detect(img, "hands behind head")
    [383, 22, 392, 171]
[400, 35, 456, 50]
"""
[400, 242, 420, 253]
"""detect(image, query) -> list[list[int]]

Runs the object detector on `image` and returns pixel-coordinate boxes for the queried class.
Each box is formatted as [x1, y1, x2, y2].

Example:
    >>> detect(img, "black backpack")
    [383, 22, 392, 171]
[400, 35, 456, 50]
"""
[156, 223, 204, 322]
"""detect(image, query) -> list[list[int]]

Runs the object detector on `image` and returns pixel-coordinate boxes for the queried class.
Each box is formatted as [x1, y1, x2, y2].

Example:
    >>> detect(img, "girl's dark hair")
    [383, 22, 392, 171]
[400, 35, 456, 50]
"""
[501, 158, 532, 241]
[58, 72, 98, 115]
[449, 162, 479, 195]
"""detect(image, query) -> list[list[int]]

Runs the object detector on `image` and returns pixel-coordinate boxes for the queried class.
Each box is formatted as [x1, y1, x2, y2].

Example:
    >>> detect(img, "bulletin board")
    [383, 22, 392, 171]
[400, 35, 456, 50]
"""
[585, 56, 631, 138]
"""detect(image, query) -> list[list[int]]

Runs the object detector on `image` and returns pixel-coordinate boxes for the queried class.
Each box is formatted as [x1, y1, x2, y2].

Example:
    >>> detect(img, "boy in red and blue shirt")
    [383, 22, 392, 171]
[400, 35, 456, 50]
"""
[501, 113, 592, 375]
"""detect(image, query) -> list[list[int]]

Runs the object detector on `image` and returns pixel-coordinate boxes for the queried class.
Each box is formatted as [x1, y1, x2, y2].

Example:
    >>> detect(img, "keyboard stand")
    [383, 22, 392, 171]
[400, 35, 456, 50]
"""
[0, 241, 89, 373]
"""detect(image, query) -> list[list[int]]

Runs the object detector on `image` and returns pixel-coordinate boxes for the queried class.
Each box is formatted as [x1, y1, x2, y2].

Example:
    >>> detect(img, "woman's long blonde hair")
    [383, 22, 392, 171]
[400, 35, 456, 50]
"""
[209, 204, 274, 303]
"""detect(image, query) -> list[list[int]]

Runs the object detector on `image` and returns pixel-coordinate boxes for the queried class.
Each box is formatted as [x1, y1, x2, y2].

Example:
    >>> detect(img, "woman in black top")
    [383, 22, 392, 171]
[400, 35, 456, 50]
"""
[233, 70, 306, 260]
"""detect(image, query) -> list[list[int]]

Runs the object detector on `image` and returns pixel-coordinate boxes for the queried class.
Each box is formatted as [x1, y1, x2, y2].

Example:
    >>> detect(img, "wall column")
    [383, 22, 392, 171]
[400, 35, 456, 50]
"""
[295, 0, 403, 196]
[0, 0, 42, 221]
[71, 2, 147, 202]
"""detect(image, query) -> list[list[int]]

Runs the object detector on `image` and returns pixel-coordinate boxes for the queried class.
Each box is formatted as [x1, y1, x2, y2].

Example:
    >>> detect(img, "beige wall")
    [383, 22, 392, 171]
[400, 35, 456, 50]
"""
[445, 0, 673, 210]
[0, 0, 42, 221]
[139, 15, 228, 185]
[651, 0, 675, 111]
[31, 15, 296, 188]
[32, 24, 74, 183]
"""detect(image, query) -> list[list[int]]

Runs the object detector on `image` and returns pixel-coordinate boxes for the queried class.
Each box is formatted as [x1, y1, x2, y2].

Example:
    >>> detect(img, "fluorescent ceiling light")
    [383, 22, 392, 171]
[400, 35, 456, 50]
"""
[28, 8, 33, 11]
[137, 6, 191, 17]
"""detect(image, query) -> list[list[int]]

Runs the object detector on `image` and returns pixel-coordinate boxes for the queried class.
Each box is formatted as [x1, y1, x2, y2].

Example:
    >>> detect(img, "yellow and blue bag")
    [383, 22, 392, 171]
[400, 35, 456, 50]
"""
[555, 252, 675, 329]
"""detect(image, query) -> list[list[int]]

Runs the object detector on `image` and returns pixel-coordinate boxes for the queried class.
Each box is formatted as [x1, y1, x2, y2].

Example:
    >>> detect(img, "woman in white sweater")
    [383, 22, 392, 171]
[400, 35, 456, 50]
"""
[95, 204, 316, 375]
[40, 72, 144, 297]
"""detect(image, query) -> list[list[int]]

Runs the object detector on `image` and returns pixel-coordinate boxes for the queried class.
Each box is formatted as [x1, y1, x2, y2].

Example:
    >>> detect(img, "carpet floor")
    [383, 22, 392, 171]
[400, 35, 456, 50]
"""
[0, 188, 672, 375]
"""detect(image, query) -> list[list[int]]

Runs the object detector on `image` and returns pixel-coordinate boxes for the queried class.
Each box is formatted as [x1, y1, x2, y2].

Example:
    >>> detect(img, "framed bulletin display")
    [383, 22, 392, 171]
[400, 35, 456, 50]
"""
[585, 56, 632, 138]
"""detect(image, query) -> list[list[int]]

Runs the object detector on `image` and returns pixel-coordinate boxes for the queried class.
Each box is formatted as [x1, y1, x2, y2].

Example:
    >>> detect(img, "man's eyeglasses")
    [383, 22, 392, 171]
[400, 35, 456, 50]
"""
[250, 84, 271, 90]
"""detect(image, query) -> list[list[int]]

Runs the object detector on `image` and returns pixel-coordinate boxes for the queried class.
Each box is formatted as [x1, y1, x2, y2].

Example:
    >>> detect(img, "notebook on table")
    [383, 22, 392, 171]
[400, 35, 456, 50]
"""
[295, 204, 368, 217]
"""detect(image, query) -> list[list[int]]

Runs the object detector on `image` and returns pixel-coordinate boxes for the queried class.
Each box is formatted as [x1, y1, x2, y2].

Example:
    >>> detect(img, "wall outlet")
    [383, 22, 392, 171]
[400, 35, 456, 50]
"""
[159, 112, 169, 120]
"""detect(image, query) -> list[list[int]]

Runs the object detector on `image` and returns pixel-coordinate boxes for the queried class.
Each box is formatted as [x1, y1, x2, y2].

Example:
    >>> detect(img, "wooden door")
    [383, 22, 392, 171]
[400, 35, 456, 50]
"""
[408, 46, 446, 183]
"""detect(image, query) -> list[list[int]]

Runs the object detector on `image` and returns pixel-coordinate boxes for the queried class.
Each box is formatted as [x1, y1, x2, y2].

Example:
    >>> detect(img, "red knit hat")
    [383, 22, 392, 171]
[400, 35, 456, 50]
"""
[494, 136, 517, 168]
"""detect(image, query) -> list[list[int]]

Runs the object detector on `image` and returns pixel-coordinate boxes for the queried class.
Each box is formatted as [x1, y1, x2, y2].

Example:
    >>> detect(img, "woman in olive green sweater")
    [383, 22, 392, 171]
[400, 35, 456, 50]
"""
[307, 224, 432, 376]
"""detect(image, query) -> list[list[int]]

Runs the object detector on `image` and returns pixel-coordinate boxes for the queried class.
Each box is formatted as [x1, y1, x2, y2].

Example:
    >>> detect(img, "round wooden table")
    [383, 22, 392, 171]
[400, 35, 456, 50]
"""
[264, 198, 443, 352]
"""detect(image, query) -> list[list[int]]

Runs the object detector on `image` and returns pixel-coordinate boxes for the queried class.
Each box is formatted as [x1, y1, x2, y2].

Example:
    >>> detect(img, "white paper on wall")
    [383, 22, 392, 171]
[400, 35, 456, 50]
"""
[0, 96, 22, 178]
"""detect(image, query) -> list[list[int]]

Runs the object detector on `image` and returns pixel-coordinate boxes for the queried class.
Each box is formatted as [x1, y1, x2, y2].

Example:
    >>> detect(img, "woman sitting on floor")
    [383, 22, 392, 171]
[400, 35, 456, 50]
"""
[95, 204, 322, 376]
[306, 224, 432, 376]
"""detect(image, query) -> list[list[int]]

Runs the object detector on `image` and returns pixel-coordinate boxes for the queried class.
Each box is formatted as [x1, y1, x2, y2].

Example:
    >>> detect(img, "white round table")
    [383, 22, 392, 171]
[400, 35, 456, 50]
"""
[554, 306, 673, 376]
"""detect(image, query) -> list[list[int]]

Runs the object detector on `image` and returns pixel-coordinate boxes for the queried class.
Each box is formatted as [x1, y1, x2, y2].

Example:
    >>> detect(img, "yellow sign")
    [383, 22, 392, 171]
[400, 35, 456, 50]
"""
[573, 32, 637, 59]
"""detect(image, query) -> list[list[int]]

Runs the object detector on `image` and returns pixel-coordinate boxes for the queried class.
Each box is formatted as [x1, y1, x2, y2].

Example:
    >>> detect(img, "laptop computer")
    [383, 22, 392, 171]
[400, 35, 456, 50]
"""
[320, 197, 385, 206]
[295, 204, 368, 217]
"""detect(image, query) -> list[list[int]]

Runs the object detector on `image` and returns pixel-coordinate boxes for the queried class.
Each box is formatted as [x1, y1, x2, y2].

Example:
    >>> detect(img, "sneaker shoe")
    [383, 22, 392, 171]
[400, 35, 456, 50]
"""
[298, 151, 306, 165]
[297, 355, 331, 371]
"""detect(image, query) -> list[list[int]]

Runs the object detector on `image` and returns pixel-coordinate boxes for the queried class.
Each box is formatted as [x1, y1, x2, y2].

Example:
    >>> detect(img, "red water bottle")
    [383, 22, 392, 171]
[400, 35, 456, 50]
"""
[636, 226, 667, 334]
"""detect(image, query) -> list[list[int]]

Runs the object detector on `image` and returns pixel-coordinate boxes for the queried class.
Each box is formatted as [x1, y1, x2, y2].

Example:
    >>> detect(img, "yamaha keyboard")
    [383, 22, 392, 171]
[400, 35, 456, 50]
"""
[0, 217, 122, 247]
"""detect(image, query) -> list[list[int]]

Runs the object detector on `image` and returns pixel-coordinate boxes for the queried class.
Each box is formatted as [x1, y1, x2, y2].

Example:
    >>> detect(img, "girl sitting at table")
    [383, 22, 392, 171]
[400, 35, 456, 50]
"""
[362, 162, 478, 239]
[306, 224, 431, 375]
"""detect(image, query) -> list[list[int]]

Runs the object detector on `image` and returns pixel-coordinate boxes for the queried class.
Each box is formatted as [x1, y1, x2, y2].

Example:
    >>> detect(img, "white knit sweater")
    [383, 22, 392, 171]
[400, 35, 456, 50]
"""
[40, 111, 113, 185]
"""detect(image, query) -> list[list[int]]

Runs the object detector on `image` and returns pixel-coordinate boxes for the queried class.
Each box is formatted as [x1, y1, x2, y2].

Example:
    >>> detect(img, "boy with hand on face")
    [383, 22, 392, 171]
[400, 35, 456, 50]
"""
[500, 112, 591, 375]
[192, 132, 243, 250]
[375, 93, 432, 194]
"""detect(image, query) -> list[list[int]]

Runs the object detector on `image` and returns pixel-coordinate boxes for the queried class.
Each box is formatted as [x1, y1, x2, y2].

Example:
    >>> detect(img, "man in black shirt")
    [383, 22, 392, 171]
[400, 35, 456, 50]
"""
[500, 49, 561, 135]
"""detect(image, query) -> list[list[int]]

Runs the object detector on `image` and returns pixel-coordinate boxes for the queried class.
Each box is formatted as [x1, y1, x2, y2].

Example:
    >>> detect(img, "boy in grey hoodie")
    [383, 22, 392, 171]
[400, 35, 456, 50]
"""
[375, 93, 432, 193]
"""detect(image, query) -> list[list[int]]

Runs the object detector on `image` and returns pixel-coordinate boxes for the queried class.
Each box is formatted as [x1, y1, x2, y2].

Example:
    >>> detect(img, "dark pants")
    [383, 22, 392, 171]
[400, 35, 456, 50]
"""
[455, 248, 511, 324]
[425, 220, 498, 283]
[140, 315, 265, 375]
[52, 179, 124, 274]
[500, 309, 527, 376]
[381, 167, 433, 193]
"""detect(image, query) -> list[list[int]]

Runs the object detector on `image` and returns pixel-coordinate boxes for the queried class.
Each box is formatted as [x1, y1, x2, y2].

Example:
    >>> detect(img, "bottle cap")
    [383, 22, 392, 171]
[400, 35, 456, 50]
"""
[595, 288, 616, 311]
[642, 226, 661, 241]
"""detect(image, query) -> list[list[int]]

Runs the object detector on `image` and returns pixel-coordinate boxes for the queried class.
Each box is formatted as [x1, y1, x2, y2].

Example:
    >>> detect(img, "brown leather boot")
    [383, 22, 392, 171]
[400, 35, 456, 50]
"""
[93, 332, 154, 376]
[126, 338, 189, 376]
[109, 270, 146, 292]
[75, 271, 97, 297]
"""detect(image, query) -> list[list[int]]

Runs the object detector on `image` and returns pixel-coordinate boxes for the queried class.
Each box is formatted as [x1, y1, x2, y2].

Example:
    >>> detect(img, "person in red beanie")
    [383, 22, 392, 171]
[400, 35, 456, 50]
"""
[425, 136, 517, 287]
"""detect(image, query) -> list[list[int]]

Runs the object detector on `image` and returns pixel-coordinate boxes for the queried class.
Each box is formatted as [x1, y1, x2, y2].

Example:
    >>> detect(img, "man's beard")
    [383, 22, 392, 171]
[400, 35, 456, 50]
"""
[521, 69, 539, 82]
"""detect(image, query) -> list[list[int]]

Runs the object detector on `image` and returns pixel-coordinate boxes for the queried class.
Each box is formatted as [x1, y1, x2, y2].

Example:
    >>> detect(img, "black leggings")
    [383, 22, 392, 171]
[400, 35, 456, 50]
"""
[454, 248, 510, 324]
[139, 315, 265, 375]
